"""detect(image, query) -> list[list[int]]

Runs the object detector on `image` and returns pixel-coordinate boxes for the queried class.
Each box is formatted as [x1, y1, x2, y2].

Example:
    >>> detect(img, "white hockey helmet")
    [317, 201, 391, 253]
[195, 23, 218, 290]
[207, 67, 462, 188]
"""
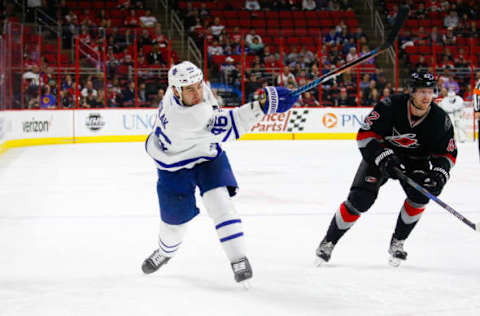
[447, 90, 456, 98]
[168, 61, 203, 89]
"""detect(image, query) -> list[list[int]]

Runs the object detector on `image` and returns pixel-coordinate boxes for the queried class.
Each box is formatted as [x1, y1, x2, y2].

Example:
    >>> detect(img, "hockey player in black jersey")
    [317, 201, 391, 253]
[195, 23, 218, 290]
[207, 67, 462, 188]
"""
[315, 71, 458, 267]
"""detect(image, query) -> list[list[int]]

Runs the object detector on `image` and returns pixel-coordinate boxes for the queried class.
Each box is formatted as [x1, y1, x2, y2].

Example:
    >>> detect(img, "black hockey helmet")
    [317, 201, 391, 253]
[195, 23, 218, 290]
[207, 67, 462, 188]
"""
[407, 71, 437, 93]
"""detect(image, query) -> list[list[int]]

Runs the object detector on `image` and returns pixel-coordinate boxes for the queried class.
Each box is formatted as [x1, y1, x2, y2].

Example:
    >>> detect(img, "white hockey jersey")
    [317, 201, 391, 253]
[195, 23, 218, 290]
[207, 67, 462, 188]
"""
[474, 79, 480, 113]
[439, 95, 464, 114]
[145, 83, 265, 171]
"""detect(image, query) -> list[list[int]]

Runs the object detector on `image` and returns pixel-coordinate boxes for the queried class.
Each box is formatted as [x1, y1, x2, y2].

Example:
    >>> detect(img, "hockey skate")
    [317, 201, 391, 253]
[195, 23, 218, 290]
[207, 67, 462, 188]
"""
[141, 249, 170, 274]
[231, 257, 252, 288]
[314, 238, 335, 266]
[388, 236, 407, 267]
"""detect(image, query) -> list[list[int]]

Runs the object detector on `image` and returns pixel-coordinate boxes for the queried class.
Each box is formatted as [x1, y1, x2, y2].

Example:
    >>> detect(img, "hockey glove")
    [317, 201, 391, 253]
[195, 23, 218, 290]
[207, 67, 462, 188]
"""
[375, 149, 405, 180]
[402, 170, 430, 204]
[423, 167, 448, 196]
[260, 86, 299, 114]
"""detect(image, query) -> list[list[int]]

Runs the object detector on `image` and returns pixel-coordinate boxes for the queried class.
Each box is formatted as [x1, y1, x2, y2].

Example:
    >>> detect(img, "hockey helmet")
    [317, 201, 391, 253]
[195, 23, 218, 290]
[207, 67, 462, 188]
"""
[407, 71, 437, 93]
[168, 61, 203, 89]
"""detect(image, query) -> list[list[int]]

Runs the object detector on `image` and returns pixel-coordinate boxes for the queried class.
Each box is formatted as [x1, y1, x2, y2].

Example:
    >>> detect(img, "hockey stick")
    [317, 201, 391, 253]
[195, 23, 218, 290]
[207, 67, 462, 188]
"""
[291, 5, 410, 97]
[393, 168, 480, 232]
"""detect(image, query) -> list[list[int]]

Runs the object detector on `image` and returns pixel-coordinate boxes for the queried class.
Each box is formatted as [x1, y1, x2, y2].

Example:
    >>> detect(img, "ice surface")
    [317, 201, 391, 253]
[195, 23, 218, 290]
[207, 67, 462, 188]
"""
[0, 140, 479, 316]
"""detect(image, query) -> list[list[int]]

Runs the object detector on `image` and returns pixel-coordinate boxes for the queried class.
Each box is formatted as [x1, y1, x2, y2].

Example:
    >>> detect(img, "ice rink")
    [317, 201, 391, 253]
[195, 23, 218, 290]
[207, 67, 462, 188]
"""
[1, 140, 479, 316]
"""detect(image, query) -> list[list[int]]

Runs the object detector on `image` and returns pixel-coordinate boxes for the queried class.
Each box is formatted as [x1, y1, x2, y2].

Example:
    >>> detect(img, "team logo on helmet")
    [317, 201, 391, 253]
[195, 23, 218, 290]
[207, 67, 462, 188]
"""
[172, 68, 177, 75]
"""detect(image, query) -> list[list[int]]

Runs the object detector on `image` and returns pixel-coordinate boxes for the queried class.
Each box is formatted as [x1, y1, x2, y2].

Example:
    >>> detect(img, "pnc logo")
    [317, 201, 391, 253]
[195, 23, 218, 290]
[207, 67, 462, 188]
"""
[322, 113, 338, 128]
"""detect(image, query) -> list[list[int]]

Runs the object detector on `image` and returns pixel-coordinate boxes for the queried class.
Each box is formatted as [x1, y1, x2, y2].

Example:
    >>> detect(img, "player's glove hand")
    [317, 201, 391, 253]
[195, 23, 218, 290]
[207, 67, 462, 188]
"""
[260, 86, 299, 114]
[423, 167, 448, 196]
[375, 149, 405, 180]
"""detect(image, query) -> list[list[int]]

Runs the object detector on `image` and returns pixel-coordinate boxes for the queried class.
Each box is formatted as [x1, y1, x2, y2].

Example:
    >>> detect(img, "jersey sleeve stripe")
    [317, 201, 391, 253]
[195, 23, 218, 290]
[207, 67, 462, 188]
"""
[229, 110, 240, 139]
[432, 153, 456, 167]
[357, 131, 382, 148]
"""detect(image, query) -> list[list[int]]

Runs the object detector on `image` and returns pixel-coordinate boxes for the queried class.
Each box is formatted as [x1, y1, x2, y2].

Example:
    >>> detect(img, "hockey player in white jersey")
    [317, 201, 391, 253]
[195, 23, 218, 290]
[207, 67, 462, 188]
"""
[141, 61, 298, 286]
[474, 78, 480, 158]
[439, 90, 466, 142]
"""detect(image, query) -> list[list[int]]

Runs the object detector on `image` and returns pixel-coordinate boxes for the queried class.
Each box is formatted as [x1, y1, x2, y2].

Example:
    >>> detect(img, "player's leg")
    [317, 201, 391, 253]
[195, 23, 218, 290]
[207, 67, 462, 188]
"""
[315, 160, 386, 265]
[389, 169, 429, 266]
[142, 168, 198, 274]
[197, 151, 252, 284]
[454, 114, 466, 143]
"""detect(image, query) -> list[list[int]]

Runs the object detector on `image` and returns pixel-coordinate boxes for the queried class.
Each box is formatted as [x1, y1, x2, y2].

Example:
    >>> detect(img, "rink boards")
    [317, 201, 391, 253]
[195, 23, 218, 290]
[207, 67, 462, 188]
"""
[0, 106, 476, 154]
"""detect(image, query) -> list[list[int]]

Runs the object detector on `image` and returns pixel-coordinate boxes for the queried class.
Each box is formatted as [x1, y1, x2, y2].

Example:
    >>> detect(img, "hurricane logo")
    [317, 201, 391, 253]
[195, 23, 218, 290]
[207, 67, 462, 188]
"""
[385, 128, 420, 148]
[322, 113, 338, 128]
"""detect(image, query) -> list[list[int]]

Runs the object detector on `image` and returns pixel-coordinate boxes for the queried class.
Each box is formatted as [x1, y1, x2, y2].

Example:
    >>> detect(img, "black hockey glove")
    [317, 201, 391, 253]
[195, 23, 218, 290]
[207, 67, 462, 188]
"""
[423, 167, 449, 196]
[374, 149, 405, 180]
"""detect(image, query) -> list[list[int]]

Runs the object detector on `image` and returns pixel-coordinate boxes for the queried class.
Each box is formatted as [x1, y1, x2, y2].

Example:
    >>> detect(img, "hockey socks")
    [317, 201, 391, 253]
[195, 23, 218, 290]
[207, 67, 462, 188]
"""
[325, 202, 361, 244]
[393, 199, 426, 241]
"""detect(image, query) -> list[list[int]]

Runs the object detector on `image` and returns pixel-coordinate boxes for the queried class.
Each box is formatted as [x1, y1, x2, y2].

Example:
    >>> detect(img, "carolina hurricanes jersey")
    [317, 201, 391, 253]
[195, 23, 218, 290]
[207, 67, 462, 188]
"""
[145, 84, 264, 171]
[357, 94, 457, 173]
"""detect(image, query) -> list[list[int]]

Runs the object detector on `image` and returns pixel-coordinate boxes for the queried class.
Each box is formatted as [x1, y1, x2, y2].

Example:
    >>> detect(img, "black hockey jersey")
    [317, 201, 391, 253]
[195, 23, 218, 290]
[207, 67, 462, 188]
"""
[357, 94, 457, 173]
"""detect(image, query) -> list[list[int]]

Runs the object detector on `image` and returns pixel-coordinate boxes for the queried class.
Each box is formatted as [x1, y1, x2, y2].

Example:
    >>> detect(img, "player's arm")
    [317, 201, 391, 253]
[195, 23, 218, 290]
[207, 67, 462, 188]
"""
[356, 99, 394, 164]
[427, 116, 457, 195]
[356, 98, 405, 178]
[188, 86, 298, 143]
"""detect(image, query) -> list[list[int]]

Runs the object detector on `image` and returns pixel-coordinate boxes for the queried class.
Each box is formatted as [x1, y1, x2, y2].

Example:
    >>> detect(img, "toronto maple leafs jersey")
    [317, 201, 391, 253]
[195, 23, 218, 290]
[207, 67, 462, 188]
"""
[145, 83, 264, 171]
[357, 94, 457, 173]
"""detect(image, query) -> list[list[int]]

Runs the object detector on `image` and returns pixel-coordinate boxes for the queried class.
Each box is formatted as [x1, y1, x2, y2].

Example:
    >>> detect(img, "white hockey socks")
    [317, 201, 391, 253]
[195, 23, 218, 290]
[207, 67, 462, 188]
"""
[203, 187, 246, 262]
[157, 220, 187, 258]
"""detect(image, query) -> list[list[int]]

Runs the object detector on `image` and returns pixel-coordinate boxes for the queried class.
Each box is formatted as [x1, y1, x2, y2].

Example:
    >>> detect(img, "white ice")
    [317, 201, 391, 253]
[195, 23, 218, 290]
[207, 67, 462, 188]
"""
[0, 140, 479, 316]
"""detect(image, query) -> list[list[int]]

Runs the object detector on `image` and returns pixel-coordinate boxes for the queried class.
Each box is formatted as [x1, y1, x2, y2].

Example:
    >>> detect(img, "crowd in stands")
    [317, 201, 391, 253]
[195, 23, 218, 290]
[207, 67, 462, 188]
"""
[7, 0, 176, 109]
[385, 0, 480, 101]
[176, 0, 398, 107]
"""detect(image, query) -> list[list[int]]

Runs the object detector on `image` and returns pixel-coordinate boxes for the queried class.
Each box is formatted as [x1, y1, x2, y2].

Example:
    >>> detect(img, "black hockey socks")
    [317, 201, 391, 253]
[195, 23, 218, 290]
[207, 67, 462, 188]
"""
[393, 199, 426, 240]
[324, 202, 361, 244]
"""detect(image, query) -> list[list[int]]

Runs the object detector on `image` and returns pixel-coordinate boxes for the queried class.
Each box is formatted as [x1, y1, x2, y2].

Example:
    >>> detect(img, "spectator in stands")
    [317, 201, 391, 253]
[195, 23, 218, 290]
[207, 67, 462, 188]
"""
[334, 87, 355, 106]
[152, 88, 165, 106]
[444, 74, 460, 94]
[302, 0, 316, 10]
[125, 9, 140, 28]
[97, 9, 112, 28]
[248, 36, 264, 56]
[138, 83, 147, 104]
[122, 81, 136, 106]
[220, 56, 238, 85]
[430, 26, 444, 45]
[81, 80, 98, 98]
[94, 89, 106, 107]
[300, 91, 319, 106]
[461, 21, 478, 38]
[359, 44, 375, 64]
[210, 17, 225, 40]
[208, 40, 224, 57]
[198, 3, 209, 18]
[147, 43, 166, 65]
[442, 27, 457, 45]
[277, 66, 296, 87]
[415, 3, 427, 19]
[286, 46, 299, 66]
[245, 28, 262, 47]
[138, 29, 153, 50]
[380, 87, 391, 101]
[346, 47, 357, 63]
[245, 0, 261, 10]
[444, 10, 459, 29]
[40, 85, 56, 109]
[323, 28, 339, 47]
[353, 27, 368, 42]
[140, 10, 158, 28]
[152, 23, 168, 49]
[414, 55, 429, 71]
[245, 73, 259, 101]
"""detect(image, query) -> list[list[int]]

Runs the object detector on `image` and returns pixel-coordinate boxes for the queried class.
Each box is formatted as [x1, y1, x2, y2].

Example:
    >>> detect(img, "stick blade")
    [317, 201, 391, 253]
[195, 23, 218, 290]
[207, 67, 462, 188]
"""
[381, 5, 410, 49]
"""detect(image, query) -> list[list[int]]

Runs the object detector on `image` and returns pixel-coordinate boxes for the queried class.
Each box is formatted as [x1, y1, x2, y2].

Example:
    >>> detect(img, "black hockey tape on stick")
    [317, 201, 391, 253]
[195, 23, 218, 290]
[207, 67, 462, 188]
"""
[291, 6, 410, 97]
[393, 167, 479, 232]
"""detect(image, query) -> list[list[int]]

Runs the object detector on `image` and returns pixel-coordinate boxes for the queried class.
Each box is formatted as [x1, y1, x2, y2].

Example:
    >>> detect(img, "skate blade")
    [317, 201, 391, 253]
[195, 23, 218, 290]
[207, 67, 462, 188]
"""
[314, 256, 327, 267]
[388, 256, 402, 267]
[239, 279, 251, 290]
